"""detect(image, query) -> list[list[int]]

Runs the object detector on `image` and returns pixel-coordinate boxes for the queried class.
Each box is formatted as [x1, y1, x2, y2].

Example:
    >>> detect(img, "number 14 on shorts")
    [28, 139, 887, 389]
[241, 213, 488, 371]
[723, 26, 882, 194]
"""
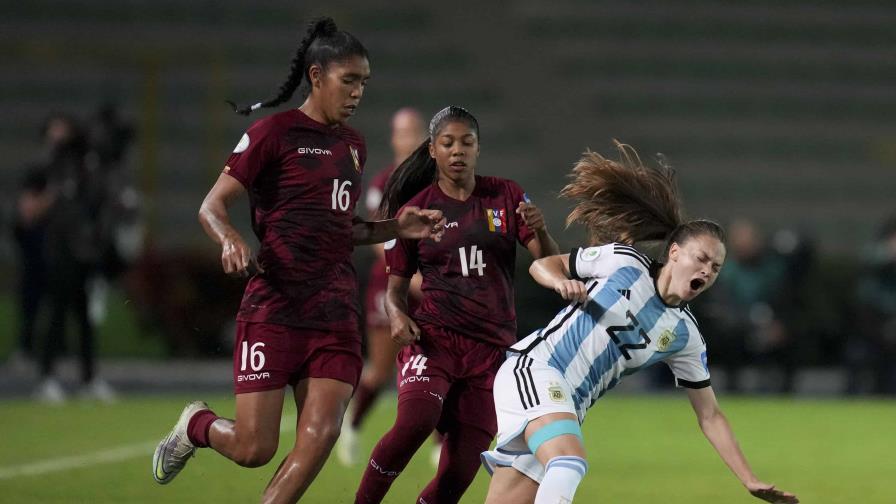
[401, 354, 428, 376]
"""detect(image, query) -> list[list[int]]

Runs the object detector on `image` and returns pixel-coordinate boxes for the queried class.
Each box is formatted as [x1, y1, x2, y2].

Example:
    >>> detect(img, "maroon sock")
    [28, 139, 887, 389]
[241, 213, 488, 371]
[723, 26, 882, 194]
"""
[351, 382, 382, 429]
[186, 409, 219, 448]
[355, 395, 442, 504]
[418, 424, 494, 504]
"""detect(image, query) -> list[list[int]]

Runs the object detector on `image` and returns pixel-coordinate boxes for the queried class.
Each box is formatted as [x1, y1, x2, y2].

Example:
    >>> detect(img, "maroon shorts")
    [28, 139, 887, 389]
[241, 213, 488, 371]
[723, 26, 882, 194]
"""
[395, 322, 504, 435]
[233, 321, 362, 394]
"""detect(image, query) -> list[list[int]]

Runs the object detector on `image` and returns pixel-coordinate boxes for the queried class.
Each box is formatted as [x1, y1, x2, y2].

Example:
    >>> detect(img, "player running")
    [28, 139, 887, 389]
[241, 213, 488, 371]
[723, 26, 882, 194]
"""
[353, 106, 560, 503]
[151, 18, 444, 504]
[481, 143, 799, 504]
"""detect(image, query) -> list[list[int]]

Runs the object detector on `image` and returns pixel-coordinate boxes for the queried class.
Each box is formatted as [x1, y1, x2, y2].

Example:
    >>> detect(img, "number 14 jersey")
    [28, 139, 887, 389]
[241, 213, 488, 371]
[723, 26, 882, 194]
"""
[386, 176, 534, 348]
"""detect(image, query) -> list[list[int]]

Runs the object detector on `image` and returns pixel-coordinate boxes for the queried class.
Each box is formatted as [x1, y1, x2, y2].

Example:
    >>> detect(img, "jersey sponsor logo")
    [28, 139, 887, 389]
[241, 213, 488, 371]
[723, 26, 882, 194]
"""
[656, 328, 677, 352]
[701, 351, 708, 371]
[233, 133, 250, 153]
[349, 145, 361, 172]
[297, 147, 333, 155]
[399, 375, 430, 387]
[445, 221, 459, 229]
[237, 372, 271, 382]
[485, 208, 507, 234]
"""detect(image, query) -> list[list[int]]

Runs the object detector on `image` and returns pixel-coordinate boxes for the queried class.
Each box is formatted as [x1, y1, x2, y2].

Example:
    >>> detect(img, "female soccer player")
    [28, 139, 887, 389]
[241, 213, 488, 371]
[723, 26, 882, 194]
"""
[481, 143, 799, 504]
[151, 18, 445, 504]
[354, 106, 561, 503]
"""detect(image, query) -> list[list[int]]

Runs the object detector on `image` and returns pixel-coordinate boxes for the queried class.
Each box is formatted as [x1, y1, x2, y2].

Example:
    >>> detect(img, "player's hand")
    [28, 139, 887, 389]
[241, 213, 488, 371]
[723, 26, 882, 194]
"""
[221, 236, 264, 278]
[554, 279, 588, 303]
[746, 481, 799, 503]
[396, 206, 446, 242]
[390, 312, 421, 346]
[516, 201, 546, 232]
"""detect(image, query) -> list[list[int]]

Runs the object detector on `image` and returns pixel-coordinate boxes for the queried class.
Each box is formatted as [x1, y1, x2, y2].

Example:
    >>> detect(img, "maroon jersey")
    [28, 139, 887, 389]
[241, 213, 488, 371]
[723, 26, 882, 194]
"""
[223, 109, 366, 332]
[364, 164, 394, 218]
[385, 175, 534, 347]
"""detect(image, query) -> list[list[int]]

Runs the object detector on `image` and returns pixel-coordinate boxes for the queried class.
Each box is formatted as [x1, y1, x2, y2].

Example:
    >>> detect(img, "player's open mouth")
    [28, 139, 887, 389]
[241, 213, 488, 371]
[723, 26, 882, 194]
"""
[690, 278, 705, 291]
[450, 161, 466, 167]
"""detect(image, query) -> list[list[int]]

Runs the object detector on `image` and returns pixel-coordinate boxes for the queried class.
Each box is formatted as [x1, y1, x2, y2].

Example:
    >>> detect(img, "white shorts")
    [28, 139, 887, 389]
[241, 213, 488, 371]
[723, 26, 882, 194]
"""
[481, 353, 580, 483]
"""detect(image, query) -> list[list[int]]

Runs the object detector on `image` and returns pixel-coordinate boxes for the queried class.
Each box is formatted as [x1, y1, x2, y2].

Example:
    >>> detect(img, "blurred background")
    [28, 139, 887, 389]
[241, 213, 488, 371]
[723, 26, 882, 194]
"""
[2, 0, 895, 401]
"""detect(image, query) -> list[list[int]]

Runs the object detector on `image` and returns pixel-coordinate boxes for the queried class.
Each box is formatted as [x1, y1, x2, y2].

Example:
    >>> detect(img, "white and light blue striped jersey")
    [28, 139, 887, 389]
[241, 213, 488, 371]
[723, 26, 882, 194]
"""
[510, 243, 711, 421]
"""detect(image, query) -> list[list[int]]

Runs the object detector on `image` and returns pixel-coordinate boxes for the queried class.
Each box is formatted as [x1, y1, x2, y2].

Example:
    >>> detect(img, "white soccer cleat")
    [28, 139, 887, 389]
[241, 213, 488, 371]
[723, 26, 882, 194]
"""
[335, 421, 358, 466]
[152, 400, 209, 484]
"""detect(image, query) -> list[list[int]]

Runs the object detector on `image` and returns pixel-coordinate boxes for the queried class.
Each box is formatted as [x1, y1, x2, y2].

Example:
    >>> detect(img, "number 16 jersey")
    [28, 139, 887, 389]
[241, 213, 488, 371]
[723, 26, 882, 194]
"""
[386, 176, 534, 348]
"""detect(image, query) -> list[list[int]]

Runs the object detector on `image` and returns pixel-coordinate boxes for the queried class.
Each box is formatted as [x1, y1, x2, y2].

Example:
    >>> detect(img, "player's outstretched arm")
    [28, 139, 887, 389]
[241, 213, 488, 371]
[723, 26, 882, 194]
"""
[199, 173, 262, 277]
[529, 254, 588, 302]
[352, 206, 445, 245]
[686, 387, 799, 504]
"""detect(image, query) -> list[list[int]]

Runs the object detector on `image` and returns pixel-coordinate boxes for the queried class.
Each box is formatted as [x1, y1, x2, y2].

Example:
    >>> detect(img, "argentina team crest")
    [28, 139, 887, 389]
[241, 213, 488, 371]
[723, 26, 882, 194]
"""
[656, 328, 677, 352]
[485, 208, 507, 234]
[349, 145, 361, 173]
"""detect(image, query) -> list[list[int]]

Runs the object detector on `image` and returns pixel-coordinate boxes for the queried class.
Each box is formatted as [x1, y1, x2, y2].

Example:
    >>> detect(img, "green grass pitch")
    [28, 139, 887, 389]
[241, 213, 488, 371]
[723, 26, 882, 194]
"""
[0, 394, 892, 503]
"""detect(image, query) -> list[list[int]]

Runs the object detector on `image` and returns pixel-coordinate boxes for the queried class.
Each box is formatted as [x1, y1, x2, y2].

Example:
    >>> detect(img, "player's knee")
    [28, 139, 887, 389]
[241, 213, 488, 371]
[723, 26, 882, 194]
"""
[232, 441, 278, 468]
[300, 417, 342, 448]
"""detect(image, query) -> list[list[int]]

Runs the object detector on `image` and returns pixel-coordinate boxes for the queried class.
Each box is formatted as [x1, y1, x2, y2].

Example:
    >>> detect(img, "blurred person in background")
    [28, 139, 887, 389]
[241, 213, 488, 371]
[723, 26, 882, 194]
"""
[9, 164, 54, 372]
[355, 106, 560, 504]
[849, 216, 896, 394]
[702, 219, 796, 393]
[36, 113, 116, 403]
[336, 107, 430, 466]
[150, 18, 444, 503]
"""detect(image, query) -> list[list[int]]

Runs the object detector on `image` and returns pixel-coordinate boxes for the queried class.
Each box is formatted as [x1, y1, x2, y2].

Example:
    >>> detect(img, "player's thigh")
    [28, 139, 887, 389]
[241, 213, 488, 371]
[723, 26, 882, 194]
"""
[293, 377, 354, 438]
[233, 387, 287, 447]
[365, 324, 399, 380]
[524, 412, 586, 466]
[485, 466, 538, 504]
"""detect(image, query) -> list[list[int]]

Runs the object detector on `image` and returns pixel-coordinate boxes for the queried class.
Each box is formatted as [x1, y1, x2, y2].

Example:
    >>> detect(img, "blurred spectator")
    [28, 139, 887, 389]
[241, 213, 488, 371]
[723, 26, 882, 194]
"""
[34, 113, 115, 403]
[9, 165, 54, 370]
[701, 219, 798, 393]
[848, 216, 896, 395]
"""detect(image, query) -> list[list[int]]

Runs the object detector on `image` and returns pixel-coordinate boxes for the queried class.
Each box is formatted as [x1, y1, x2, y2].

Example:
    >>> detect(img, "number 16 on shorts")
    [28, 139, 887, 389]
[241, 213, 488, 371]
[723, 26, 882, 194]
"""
[399, 354, 429, 387]
[237, 342, 270, 383]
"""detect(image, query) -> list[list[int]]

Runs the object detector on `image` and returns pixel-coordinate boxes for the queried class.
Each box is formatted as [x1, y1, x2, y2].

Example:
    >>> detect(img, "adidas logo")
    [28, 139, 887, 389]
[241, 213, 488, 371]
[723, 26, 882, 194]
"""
[618, 289, 631, 300]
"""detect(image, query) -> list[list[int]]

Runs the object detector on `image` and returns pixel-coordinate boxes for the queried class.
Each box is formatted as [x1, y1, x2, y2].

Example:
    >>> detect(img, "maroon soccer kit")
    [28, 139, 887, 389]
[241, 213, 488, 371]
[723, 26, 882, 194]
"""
[363, 166, 394, 329]
[222, 109, 367, 393]
[357, 176, 534, 504]
[385, 175, 534, 427]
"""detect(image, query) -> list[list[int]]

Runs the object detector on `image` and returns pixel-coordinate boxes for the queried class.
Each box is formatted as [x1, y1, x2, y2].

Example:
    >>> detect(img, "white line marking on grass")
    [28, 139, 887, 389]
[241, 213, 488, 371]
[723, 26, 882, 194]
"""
[0, 414, 298, 480]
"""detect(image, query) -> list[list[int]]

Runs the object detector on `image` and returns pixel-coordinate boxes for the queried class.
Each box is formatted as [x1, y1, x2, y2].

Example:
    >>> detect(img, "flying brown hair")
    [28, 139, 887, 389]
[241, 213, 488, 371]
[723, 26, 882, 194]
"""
[560, 140, 684, 247]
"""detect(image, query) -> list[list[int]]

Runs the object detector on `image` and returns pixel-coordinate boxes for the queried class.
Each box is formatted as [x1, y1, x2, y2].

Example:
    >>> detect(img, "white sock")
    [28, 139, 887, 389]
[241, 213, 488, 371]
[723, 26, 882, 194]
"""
[534, 456, 588, 504]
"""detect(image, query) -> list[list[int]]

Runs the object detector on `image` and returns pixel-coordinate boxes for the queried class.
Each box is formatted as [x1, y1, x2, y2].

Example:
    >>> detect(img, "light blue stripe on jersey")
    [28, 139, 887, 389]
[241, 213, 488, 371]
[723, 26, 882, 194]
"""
[621, 318, 691, 377]
[546, 267, 642, 374]
[572, 340, 623, 411]
[632, 293, 673, 335]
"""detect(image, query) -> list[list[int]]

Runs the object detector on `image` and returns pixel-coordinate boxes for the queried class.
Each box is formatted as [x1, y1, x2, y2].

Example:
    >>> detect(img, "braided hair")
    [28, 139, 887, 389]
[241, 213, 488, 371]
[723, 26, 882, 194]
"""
[227, 17, 368, 115]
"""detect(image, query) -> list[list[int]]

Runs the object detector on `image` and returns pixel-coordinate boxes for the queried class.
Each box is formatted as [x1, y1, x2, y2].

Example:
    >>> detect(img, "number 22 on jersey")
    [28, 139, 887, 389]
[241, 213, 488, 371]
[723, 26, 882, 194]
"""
[459, 245, 486, 277]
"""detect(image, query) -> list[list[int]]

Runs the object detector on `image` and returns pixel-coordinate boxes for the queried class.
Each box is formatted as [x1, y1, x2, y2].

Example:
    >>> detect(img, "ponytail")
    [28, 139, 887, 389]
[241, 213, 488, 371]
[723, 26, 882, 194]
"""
[561, 140, 725, 256]
[561, 140, 682, 246]
[378, 139, 436, 218]
[227, 17, 366, 115]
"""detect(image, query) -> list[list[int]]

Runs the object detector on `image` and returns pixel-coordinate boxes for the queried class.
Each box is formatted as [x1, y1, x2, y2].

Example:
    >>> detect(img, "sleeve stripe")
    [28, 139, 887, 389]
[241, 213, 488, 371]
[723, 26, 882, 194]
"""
[569, 247, 582, 280]
[613, 250, 651, 270]
[676, 378, 711, 389]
